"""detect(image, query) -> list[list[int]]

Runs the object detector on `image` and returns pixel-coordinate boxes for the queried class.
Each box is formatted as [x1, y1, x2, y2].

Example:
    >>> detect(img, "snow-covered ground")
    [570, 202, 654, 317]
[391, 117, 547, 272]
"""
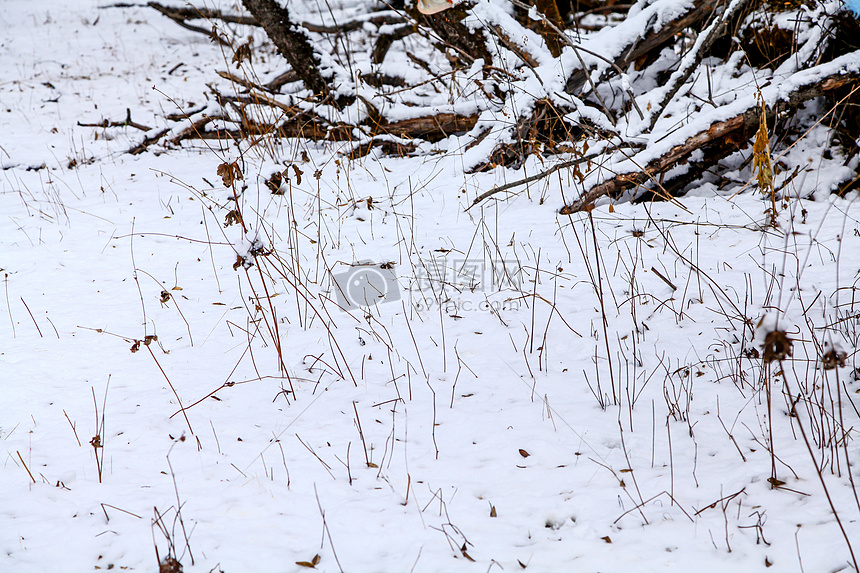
[2, 2, 860, 572]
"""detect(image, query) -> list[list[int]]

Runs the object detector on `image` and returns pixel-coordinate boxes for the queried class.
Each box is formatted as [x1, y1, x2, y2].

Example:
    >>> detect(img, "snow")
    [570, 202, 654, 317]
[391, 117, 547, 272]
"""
[2, 2, 860, 573]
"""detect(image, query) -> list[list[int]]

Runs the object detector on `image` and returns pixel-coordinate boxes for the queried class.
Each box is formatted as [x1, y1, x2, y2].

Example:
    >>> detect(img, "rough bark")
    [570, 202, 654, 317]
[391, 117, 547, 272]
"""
[564, 0, 722, 95]
[240, 0, 330, 100]
[404, 5, 492, 65]
[560, 72, 860, 213]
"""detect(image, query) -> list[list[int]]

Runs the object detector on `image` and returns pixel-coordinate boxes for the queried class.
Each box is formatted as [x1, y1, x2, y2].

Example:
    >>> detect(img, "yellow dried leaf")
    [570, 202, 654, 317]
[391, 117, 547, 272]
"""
[296, 554, 320, 568]
[752, 101, 773, 193]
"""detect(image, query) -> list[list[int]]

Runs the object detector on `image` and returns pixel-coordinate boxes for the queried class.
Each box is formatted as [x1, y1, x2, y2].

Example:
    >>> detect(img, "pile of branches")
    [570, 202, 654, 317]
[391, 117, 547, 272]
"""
[141, 0, 860, 211]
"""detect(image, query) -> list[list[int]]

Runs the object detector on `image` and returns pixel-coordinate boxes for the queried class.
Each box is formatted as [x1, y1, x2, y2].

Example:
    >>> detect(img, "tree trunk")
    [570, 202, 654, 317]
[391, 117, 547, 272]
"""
[240, 0, 330, 100]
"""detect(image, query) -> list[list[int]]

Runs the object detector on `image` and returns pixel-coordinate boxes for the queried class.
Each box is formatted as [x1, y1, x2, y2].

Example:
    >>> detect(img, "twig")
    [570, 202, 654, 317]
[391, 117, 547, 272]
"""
[650, 267, 677, 291]
[646, 0, 754, 131]
[78, 108, 151, 131]
[17, 451, 36, 484]
[467, 151, 602, 209]
[314, 484, 345, 573]
[19, 297, 43, 337]
[146, 345, 194, 434]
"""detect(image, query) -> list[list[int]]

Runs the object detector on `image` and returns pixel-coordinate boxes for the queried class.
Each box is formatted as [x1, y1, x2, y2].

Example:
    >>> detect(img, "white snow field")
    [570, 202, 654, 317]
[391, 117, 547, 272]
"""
[2, 1, 859, 572]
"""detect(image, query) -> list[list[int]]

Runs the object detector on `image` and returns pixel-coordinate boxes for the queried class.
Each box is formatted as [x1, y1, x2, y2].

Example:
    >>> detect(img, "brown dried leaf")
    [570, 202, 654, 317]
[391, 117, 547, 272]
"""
[159, 557, 183, 573]
[767, 476, 786, 487]
[217, 162, 233, 187]
[762, 331, 792, 363]
[232, 39, 253, 68]
[490, 505, 497, 517]
[217, 161, 243, 188]
[601, 536, 612, 543]
[264, 171, 283, 194]
[224, 209, 243, 228]
[296, 554, 320, 568]
[822, 349, 846, 370]
[518, 449, 530, 458]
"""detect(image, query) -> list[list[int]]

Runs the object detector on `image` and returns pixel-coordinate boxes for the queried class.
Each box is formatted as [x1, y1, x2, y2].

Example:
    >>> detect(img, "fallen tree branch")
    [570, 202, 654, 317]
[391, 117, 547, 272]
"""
[128, 129, 170, 155]
[372, 24, 418, 64]
[240, 0, 332, 101]
[372, 113, 478, 140]
[404, 4, 492, 65]
[147, 1, 231, 44]
[646, 0, 753, 131]
[147, 2, 257, 25]
[467, 151, 603, 209]
[560, 68, 860, 213]
[78, 108, 151, 131]
[301, 14, 406, 34]
[563, 0, 722, 95]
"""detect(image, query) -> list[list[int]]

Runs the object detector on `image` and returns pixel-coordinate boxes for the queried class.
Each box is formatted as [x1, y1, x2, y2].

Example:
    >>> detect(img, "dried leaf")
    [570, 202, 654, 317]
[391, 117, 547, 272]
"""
[752, 101, 773, 193]
[224, 209, 243, 228]
[762, 331, 792, 363]
[601, 536, 612, 543]
[217, 161, 243, 188]
[417, 0, 454, 15]
[518, 449, 530, 458]
[217, 163, 233, 187]
[295, 554, 320, 568]
[264, 171, 284, 194]
[822, 349, 846, 370]
[232, 38, 253, 68]
[490, 505, 497, 517]
[159, 557, 183, 573]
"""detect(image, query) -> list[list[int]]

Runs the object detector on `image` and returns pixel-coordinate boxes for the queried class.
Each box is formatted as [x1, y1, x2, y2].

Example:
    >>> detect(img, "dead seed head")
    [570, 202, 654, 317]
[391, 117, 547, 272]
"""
[159, 557, 183, 573]
[762, 330, 792, 363]
[821, 349, 846, 370]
